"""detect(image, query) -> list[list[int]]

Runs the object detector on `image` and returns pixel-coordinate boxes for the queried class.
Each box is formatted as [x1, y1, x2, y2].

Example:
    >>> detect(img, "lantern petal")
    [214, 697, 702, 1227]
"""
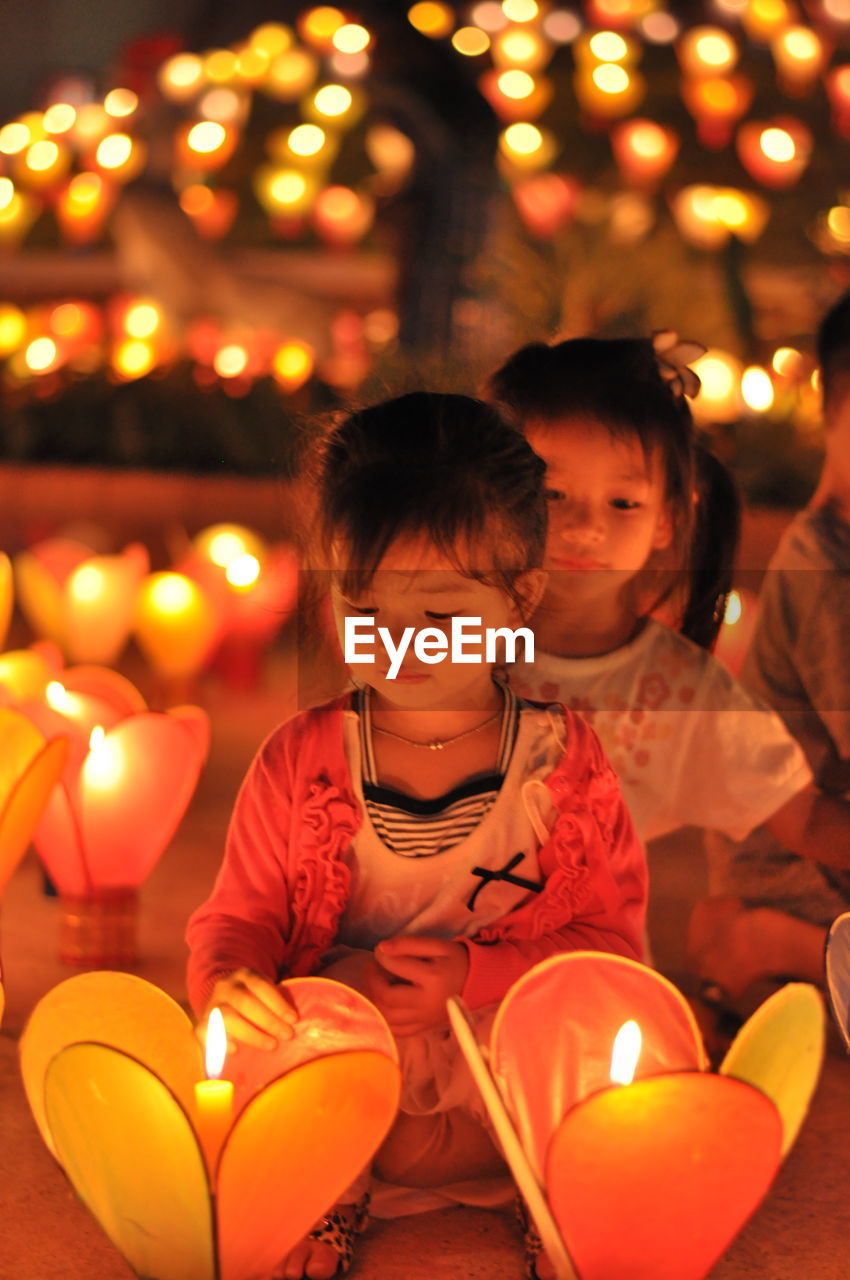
[79, 712, 206, 887]
[546, 1074, 782, 1280]
[217, 1050, 400, 1280]
[490, 952, 706, 1180]
[167, 704, 212, 763]
[63, 663, 148, 716]
[0, 552, 12, 651]
[826, 910, 850, 1051]
[20, 970, 199, 1156]
[221, 977, 398, 1102]
[44, 1043, 214, 1280]
[720, 983, 825, 1157]
[64, 547, 150, 665]
[0, 734, 68, 898]
[14, 550, 67, 646]
[34, 779, 89, 897]
[0, 647, 56, 703]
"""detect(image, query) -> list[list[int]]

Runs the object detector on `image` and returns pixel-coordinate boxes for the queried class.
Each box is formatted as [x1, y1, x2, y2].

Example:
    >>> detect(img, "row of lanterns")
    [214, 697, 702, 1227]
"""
[0, 295, 399, 392]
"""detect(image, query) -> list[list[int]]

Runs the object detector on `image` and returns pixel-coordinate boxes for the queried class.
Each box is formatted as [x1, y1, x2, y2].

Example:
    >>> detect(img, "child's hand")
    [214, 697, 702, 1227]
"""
[370, 936, 470, 1037]
[204, 968, 297, 1051]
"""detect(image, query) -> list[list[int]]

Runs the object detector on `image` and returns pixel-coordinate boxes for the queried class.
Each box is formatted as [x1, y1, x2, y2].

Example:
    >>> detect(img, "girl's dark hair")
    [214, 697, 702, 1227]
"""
[314, 391, 547, 603]
[488, 337, 740, 649]
[817, 289, 850, 410]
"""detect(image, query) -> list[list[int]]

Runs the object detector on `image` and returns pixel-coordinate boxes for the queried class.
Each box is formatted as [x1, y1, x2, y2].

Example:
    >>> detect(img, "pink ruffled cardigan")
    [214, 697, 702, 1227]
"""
[186, 697, 647, 1015]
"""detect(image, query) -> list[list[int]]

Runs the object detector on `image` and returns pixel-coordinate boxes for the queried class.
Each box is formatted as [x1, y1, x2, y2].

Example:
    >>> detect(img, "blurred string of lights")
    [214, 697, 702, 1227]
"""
[1, 0, 850, 414]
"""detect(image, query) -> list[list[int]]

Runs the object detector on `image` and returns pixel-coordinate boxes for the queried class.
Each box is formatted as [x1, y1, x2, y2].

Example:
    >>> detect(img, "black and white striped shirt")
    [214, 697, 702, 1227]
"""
[356, 684, 519, 858]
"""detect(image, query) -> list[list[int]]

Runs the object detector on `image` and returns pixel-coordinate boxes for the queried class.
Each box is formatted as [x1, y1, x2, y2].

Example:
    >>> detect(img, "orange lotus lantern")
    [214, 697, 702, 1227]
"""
[736, 117, 812, 188]
[450, 952, 824, 1280]
[681, 73, 754, 148]
[478, 68, 554, 122]
[14, 538, 149, 665]
[175, 121, 239, 173]
[312, 185, 374, 246]
[176, 524, 299, 689]
[676, 26, 740, 77]
[772, 25, 828, 95]
[21, 971, 400, 1280]
[21, 665, 209, 964]
[0, 707, 68, 899]
[611, 119, 679, 186]
[178, 184, 239, 240]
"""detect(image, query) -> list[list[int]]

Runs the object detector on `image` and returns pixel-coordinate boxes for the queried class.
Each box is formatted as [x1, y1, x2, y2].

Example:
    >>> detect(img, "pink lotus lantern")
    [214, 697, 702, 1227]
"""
[14, 537, 149, 665]
[21, 665, 209, 964]
[450, 952, 824, 1280]
[176, 524, 299, 689]
[21, 971, 400, 1280]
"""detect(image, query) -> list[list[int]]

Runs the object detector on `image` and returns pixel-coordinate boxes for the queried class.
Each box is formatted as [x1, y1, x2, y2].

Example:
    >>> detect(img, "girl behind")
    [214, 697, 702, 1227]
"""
[489, 337, 850, 985]
[187, 391, 646, 1280]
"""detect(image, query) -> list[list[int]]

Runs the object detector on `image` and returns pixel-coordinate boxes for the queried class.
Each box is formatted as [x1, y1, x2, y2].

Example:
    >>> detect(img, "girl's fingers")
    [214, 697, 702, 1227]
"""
[227, 983, 294, 1044]
[374, 951, 433, 983]
[218, 1004, 280, 1051]
[377, 935, 448, 959]
[240, 972, 298, 1025]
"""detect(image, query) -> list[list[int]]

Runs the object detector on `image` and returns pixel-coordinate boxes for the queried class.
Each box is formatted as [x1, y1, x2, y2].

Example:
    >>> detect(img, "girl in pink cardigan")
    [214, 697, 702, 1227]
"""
[186, 391, 646, 1280]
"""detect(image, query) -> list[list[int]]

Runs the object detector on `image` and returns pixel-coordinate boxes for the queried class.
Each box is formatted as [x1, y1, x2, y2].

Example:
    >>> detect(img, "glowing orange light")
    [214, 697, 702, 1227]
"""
[50, 304, 85, 338]
[188, 121, 227, 154]
[104, 88, 138, 118]
[589, 30, 629, 61]
[503, 0, 538, 20]
[678, 26, 738, 75]
[0, 305, 26, 355]
[498, 69, 536, 99]
[407, 2, 455, 37]
[503, 122, 542, 154]
[225, 554, 261, 589]
[0, 122, 31, 155]
[249, 23, 293, 57]
[760, 126, 795, 162]
[26, 140, 60, 172]
[25, 337, 58, 373]
[114, 339, 156, 379]
[741, 367, 774, 412]
[312, 84, 353, 117]
[159, 53, 204, 100]
[204, 50, 239, 84]
[300, 5, 347, 49]
[453, 26, 491, 56]
[43, 103, 77, 135]
[272, 340, 314, 390]
[266, 49, 318, 100]
[95, 133, 133, 170]
[124, 302, 161, 340]
[333, 23, 371, 53]
[213, 344, 249, 378]
[287, 123, 326, 156]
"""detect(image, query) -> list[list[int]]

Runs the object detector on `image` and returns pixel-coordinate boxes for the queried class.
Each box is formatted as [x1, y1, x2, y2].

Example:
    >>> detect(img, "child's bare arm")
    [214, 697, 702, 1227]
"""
[766, 783, 850, 867]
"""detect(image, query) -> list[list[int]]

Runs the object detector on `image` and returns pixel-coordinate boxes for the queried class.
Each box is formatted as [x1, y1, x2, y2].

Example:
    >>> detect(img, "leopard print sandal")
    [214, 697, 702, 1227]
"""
[304, 1190, 371, 1277]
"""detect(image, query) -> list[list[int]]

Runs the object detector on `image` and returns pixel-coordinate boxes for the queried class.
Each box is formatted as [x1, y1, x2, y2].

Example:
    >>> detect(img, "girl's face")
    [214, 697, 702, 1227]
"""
[526, 416, 673, 601]
[330, 536, 543, 709]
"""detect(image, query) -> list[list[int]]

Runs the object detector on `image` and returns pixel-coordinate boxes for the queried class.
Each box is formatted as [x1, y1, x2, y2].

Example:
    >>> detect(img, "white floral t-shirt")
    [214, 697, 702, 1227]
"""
[512, 619, 811, 843]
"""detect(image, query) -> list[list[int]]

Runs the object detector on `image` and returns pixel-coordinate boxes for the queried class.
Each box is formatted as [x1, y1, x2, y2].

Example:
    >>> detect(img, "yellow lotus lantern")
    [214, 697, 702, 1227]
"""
[21, 971, 401, 1280]
[134, 571, 218, 696]
[14, 537, 149, 665]
[0, 707, 68, 898]
[176, 524, 299, 689]
[21, 666, 209, 964]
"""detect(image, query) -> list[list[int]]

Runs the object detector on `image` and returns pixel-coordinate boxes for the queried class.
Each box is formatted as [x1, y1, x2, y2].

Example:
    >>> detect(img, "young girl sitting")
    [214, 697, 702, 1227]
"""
[489, 335, 850, 986]
[186, 391, 645, 1280]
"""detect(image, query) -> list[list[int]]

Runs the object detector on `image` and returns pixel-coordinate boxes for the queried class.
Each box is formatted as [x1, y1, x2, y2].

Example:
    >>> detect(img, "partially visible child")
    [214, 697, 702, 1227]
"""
[186, 392, 645, 1280]
[489, 335, 850, 991]
[689, 291, 850, 997]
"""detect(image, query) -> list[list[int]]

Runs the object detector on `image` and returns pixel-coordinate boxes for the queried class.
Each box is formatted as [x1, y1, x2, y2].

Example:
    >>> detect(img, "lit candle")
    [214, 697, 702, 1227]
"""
[736, 118, 812, 189]
[194, 1007, 234, 1173]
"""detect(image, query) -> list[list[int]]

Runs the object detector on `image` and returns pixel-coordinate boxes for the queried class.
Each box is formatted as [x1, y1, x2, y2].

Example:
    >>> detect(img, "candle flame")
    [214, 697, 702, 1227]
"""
[89, 724, 105, 751]
[724, 589, 743, 625]
[205, 1007, 228, 1078]
[610, 1019, 642, 1085]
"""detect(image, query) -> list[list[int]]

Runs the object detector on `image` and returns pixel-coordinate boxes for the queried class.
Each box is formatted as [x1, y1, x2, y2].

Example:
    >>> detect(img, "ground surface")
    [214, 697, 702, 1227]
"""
[2, 645, 849, 1279]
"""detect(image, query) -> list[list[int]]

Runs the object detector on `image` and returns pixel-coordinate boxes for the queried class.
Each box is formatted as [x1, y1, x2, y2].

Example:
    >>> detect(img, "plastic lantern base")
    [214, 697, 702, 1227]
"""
[59, 888, 138, 966]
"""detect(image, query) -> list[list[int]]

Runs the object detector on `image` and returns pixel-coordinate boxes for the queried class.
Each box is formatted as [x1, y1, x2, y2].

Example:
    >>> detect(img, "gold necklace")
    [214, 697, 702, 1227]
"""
[371, 707, 502, 751]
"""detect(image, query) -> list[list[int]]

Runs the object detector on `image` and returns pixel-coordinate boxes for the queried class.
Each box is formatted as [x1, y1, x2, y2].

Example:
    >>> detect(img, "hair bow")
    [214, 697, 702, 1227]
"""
[652, 330, 706, 401]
